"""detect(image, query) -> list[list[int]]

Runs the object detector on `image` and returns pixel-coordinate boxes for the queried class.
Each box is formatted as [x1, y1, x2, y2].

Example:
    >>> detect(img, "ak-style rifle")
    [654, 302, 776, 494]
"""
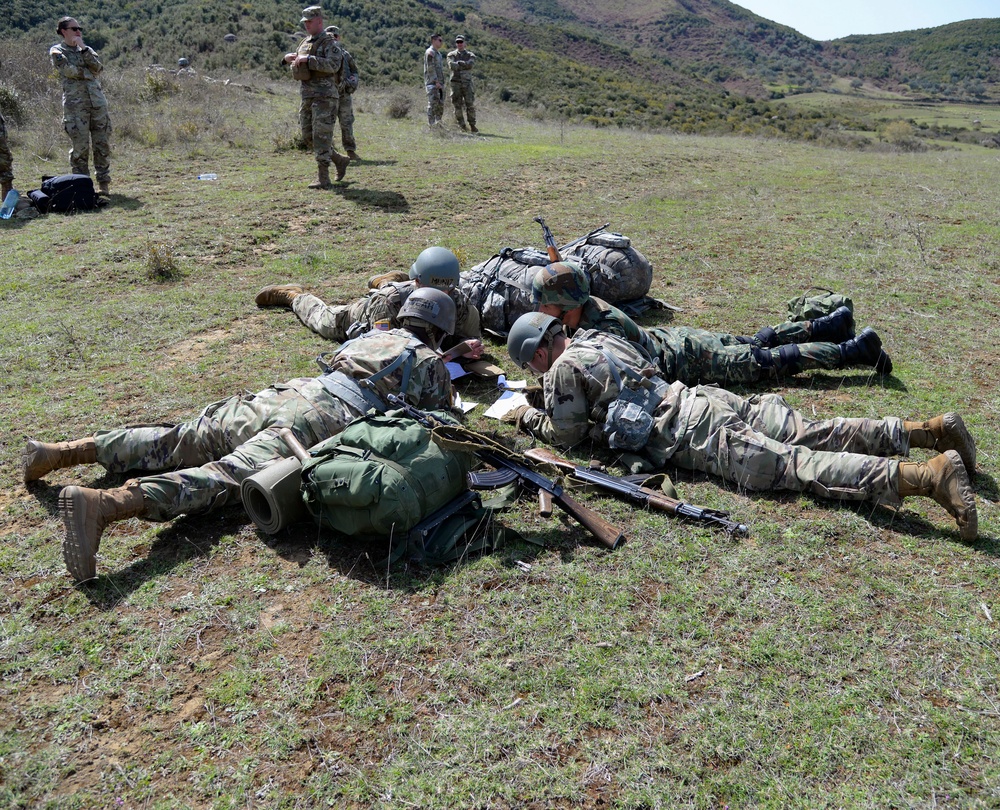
[386, 394, 625, 550]
[524, 447, 749, 537]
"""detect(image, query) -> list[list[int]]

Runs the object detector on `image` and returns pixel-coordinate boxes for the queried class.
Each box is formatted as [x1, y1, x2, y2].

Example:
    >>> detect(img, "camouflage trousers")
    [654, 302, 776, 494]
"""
[64, 101, 111, 183]
[647, 386, 906, 505]
[335, 93, 356, 151]
[0, 113, 12, 183]
[292, 292, 368, 342]
[299, 92, 336, 165]
[426, 85, 444, 124]
[648, 326, 842, 386]
[451, 82, 475, 127]
[93, 379, 357, 521]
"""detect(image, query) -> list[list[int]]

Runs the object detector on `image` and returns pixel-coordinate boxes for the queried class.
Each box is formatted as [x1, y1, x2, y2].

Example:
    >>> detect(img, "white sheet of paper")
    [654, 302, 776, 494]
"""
[447, 362, 467, 380]
[485, 391, 529, 419]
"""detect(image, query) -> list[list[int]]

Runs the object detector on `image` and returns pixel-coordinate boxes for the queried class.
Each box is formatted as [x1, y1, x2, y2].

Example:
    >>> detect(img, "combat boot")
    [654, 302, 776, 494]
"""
[838, 327, 892, 374]
[470, 124, 479, 133]
[809, 305, 855, 343]
[333, 153, 350, 181]
[347, 150, 360, 161]
[59, 482, 147, 582]
[23, 438, 97, 485]
[308, 163, 332, 190]
[254, 284, 303, 309]
[904, 413, 976, 475]
[1, 179, 12, 200]
[98, 180, 111, 196]
[897, 451, 977, 540]
[367, 269, 410, 289]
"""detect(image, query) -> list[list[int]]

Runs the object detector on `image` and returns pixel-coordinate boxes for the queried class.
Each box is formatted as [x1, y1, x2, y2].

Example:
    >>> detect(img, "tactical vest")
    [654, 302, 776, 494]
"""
[291, 33, 334, 82]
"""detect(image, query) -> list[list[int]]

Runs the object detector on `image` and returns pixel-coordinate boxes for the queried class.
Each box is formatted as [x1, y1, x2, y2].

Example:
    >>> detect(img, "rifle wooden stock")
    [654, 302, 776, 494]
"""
[552, 491, 624, 550]
[534, 216, 562, 263]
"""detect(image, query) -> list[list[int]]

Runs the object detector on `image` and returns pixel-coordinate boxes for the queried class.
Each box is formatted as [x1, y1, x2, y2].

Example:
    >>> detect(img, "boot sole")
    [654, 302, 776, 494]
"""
[939, 450, 978, 541]
[59, 486, 99, 583]
[942, 413, 976, 475]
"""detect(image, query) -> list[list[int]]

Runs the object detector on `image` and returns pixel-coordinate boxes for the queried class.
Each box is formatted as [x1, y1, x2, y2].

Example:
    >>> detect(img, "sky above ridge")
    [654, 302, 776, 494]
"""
[736, 0, 999, 40]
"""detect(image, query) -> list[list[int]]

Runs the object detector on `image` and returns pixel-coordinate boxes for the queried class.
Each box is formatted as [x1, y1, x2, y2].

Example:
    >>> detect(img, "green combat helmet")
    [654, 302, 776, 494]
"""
[409, 247, 461, 289]
[531, 261, 590, 310]
[399, 287, 457, 335]
[507, 312, 563, 369]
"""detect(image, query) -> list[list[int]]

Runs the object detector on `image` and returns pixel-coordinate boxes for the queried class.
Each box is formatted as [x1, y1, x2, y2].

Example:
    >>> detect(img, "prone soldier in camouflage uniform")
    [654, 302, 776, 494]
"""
[50, 17, 112, 195]
[256, 247, 484, 360]
[424, 35, 445, 126]
[326, 26, 360, 160]
[284, 6, 349, 189]
[447, 35, 477, 132]
[0, 110, 13, 201]
[504, 313, 978, 540]
[24, 289, 459, 582]
[532, 262, 891, 386]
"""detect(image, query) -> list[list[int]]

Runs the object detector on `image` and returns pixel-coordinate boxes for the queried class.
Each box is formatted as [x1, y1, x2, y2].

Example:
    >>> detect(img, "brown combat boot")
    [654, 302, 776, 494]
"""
[367, 269, 410, 289]
[23, 438, 97, 484]
[904, 413, 976, 476]
[254, 284, 303, 309]
[98, 180, 111, 196]
[308, 163, 332, 190]
[332, 152, 350, 181]
[897, 451, 977, 541]
[347, 150, 360, 161]
[1, 179, 12, 200]
[59, 482, 147, 582]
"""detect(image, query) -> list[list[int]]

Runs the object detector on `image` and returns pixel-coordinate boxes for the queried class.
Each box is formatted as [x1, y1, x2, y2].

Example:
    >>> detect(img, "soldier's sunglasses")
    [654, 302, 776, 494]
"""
[67, 26, 83, 31]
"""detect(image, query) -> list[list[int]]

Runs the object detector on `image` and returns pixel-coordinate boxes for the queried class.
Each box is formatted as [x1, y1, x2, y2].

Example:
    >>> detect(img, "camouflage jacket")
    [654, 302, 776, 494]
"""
[519, 330, 657, 448]
[361, 281, 482, 343]
[424, 46, 444, 86]
[49, 42, 107, 108]
[293, 33, 342, 97]
[575, 297, 651, 350]
[338, 48, 358, 94]
[329, 328, 453, 410]
[446, 49, 476, 84]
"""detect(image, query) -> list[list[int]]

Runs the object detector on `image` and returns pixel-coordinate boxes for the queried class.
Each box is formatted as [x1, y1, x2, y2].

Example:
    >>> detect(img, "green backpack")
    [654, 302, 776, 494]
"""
[786, 287, 854, 322]
[300, 411, 474, 540]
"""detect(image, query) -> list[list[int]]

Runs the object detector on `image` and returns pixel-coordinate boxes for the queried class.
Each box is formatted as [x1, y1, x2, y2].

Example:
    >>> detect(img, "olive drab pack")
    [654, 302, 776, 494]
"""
[460, 228, 654, 336]
[299, 412, 474, 541]
[786, 288, 854, 322]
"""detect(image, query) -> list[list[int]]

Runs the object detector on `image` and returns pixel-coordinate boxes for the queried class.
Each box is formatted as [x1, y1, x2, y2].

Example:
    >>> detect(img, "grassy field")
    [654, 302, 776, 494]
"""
[1, 75, 999, 808]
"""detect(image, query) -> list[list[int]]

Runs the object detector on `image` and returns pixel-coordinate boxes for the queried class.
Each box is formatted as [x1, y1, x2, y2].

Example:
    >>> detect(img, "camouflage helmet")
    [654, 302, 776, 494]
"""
[507, 312, 563, 369]
[409, 246, 461, 289]
[531, 261, 590, 310]
[398, 287, 457, 335]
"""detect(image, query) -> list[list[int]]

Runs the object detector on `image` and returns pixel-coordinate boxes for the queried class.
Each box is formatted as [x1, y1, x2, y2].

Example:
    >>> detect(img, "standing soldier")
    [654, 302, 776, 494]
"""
[23, 288, 459, 582]
[326, 26, 360, 160]
[503, 313, 978, 541]
[0, 110, 13, 201]
[447, 35, 477, 132]
[424, 34, 445, 127]
[50, 17, 112, 196]
[284, 6, 349, 189]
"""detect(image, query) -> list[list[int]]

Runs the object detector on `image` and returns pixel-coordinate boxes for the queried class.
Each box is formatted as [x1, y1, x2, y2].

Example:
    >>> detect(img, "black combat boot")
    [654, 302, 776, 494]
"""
[838, 327, 892, 374]
[809, 305, 855, 343]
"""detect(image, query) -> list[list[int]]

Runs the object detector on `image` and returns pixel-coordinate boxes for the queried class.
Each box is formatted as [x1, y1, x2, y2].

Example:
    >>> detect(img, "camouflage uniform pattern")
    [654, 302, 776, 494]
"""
[517, 330, 906, 506]
[292, 281, 481, 345]
[576, 296, 844, 386]
[0, 112, 12, 184]
[335, 47, 357, 152]
[446, 47, 476, 128]
[293, 32, 342, 166]
[424, 46, 445, 123]
[49, 41, 111, 183]
[93, 329, 452, 521]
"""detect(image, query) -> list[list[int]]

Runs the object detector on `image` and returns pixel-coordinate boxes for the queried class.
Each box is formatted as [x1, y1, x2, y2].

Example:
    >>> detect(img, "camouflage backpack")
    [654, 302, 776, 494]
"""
[786, 287, 854, 322]
[459, 228, 654, 336]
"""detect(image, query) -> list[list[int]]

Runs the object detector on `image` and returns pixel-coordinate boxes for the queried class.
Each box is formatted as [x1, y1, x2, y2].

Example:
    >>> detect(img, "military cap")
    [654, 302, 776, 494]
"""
[454, 35, 465, 42]
[300, 6, 323, 23]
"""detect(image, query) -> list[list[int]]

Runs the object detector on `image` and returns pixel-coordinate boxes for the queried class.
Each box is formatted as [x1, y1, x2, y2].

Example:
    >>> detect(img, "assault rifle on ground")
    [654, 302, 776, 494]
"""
[524, 447, 750, 537]
[386, 394, 625, 550]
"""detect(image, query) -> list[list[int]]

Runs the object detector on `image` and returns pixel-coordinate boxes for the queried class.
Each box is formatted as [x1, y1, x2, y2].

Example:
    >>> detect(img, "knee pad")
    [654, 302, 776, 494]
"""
[777, 344, 802, 374]
[752, 327, 779, 348]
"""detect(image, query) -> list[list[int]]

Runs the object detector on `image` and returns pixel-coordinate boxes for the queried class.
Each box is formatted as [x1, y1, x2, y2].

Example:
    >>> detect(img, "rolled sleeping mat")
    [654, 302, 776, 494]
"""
[240, 430, 312, 535]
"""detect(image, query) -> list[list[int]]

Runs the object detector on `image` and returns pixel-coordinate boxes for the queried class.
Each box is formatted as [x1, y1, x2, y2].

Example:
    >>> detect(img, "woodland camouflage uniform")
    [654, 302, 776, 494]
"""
[90, 329, 452, 520]
[292, 280, 481, 345]
[293, 30, 343, 167]
[517, 330, 907, 506]
[575, 295, 862, 386]
[446, 43, 476, 130]
[49, 40, 111, 183]
[0, 112, 12, 187]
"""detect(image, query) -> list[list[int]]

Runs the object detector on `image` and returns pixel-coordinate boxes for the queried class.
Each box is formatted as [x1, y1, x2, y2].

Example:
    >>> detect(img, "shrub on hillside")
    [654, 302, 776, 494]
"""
[387, 92, 411, 119]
